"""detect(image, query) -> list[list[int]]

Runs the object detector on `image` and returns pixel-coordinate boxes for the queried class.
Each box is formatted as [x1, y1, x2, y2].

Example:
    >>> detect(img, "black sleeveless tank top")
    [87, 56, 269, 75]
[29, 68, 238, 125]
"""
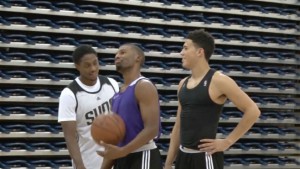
[178, 69, 224, 149]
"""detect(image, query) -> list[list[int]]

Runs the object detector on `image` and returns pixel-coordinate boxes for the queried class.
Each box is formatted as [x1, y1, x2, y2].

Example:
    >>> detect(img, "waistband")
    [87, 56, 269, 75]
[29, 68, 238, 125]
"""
[132, 140, 157, 153]
[180, 145, 204, 153]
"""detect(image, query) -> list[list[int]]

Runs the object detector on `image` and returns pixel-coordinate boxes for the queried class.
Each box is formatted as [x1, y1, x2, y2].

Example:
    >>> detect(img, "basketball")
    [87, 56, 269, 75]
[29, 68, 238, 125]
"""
[91, 113, 126, 145]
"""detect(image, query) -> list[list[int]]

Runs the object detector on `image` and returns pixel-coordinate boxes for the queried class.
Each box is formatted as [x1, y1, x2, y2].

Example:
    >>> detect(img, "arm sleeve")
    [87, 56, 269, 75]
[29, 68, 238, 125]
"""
[58, 88, 77, 122]
[108, 77, 120, 93]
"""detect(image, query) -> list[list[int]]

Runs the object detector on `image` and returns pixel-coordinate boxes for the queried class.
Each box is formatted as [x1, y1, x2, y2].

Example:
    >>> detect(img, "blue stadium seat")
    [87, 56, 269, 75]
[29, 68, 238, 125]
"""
[30, 89, 60, 98]
[187, 14, 210, 23]
[5, 52, 35, 62]
[32, 1, 59, 11]
[0, 16, 9, 25]
[226, 18, 247, 27]
[165, 29, 186, 37]
[166, 13, 190, 22]
[1, 106, 33, 116]
[125, 26, 148, 35]
[56, 20, 83, 30]
[144, 61, 169, 69]
[227, 3, 247, 11]
[3, 124, 35, 133]
[6, 17, 35, 27]
[207, 1, 228, 9]
[31, 160, 58, 168]
[31, 36, 59, 46]
[31, 71, 59, 81]
[144, 44, 169, 53]
[226, 33, 248, 42]
[101, 41, 121, 48]
[101, 7, 126, 16]
[145, 28, 169, 37]
[4, 88, 35, 98]
[244, 50, 266, 59]
[31, 53, 59, 63]
[79, 22, 105, 31]
[146, 11, 170, 21]
[55, 2, 83, 13]
[4, 160, 33, 168]
[5, 34, 34, 44]
[55, 72, 77, 80]
[54, 55, 73, 62]
[225, 49, 246, 57]
[55, 37, 79, 46]
[3, 142, 34, 151]
[245, 4, 266, 13]
[79, 4, 104, 14]
[184, 0, 209, 7]
[79, 39, 104, 48]
[245, 19, 265, 28]
[30, 142, 59, 151]
[7, 0, 34, 9]
[244, 81, 267, 89]
[124, 9, 147, 18]
[225, 65, 248, 73]
[207, 16, 230, 26]
[102, 24, 127, 33]
[31, 19, 59, 28]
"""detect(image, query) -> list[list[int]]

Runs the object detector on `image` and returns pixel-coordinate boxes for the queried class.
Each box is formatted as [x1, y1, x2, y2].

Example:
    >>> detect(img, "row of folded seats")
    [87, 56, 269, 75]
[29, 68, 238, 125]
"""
[0, 87, 298, 105]
[0, 66, 298, 81]
[0, 34, 298, 47]
[1, 50, 297, 63]
[161, 110, 299, 121]
[1, 0, 298, 17]
[1, 16, 298, 31]
[0, 123, 299, 136]
[0, 106, 298, 121]
[0, 141, 298, 152]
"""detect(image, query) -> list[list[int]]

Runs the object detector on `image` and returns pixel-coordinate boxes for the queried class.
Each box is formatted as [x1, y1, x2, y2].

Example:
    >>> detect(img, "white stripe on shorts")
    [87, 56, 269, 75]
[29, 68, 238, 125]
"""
[142, 150, 150, 169]
[205, 152, 214, 169]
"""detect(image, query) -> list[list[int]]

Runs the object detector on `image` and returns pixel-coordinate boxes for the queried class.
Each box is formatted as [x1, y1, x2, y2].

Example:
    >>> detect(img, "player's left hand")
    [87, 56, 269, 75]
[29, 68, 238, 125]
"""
[97, 141, 127, 160]
[198, 139, 232, 155]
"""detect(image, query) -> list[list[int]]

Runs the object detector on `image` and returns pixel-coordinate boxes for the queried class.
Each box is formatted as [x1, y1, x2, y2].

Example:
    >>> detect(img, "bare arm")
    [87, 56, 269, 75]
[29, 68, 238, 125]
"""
[61, 121, 86, 169]
[218, 74, 261, 144]
[164, 78, 186, 168]
[100, 158, 114, 169]
[199, 73, 261, 154]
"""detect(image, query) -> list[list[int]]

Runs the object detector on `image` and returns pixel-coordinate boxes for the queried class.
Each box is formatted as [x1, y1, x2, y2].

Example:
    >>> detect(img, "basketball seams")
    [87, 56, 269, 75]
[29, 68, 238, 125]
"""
[91, 114, 125, 145]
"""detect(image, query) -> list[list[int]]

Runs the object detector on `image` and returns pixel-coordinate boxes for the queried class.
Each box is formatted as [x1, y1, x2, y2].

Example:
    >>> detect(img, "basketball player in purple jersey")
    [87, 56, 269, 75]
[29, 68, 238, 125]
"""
[98, 44, 163, 169]
[164, 29, 261, 169]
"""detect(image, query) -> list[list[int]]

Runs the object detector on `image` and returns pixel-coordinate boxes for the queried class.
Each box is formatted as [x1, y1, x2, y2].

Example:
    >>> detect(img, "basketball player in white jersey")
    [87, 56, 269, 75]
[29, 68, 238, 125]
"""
[58, 45, 119, 169]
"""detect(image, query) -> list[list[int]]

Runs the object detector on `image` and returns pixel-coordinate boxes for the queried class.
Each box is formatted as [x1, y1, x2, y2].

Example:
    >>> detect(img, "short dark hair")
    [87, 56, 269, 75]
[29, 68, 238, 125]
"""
[186, 29, 215, 61]
[122, 43, 145, 66]
[72, 45, 97, 64]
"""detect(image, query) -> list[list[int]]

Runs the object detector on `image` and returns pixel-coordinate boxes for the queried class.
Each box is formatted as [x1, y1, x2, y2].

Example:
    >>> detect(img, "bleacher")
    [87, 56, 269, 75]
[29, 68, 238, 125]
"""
[0, 0, 299, 168]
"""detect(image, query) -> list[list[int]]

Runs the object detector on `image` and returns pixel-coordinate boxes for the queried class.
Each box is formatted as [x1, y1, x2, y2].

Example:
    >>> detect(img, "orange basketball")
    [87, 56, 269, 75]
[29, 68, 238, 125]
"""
[91, 113, 126, 145]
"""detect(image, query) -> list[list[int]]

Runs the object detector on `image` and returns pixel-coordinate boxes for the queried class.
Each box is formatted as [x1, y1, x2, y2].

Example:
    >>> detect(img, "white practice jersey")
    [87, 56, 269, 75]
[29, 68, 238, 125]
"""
[58, 76, 119, 169]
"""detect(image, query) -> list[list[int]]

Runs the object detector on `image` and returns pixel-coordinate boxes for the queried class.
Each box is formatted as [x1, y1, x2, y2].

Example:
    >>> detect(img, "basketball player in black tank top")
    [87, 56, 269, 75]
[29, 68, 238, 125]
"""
[164, 30, 261, 169]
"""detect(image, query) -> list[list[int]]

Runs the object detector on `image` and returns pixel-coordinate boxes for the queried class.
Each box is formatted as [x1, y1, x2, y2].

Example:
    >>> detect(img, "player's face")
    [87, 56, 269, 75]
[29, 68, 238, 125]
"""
[76, 53, 99, 84]
[115, 45, 137, 72]
[180, 39, 200, 69]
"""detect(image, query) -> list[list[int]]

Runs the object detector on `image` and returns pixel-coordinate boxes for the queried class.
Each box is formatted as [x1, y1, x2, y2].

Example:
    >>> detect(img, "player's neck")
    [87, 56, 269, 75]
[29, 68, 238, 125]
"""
[122, 70, 142, 86]
[190, 62, 210, 79]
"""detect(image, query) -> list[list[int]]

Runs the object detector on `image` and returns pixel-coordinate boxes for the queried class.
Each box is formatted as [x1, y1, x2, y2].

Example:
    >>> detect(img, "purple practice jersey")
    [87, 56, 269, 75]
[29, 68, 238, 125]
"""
[111, 77, 161, 147]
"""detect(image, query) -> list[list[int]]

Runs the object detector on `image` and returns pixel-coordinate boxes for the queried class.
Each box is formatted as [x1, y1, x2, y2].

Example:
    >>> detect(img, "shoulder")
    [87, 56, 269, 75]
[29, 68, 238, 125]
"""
[107, 77, 120, 91]
[59, 87, 75, 100]
[211, 71, 240, 93]
[212, 71, 235, 85]
[136, 78, 156, 89]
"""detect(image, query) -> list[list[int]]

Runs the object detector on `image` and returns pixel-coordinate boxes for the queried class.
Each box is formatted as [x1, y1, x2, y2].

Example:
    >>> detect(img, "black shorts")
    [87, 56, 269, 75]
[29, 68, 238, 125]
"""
[175, 149, 224, 169]
[114, 148, 163, 169]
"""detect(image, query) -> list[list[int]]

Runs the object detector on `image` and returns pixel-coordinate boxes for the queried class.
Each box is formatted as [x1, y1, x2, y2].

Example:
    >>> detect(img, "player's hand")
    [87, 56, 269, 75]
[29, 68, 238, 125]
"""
[198, 138, 232, 155]
[97, 141, 127, 160]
